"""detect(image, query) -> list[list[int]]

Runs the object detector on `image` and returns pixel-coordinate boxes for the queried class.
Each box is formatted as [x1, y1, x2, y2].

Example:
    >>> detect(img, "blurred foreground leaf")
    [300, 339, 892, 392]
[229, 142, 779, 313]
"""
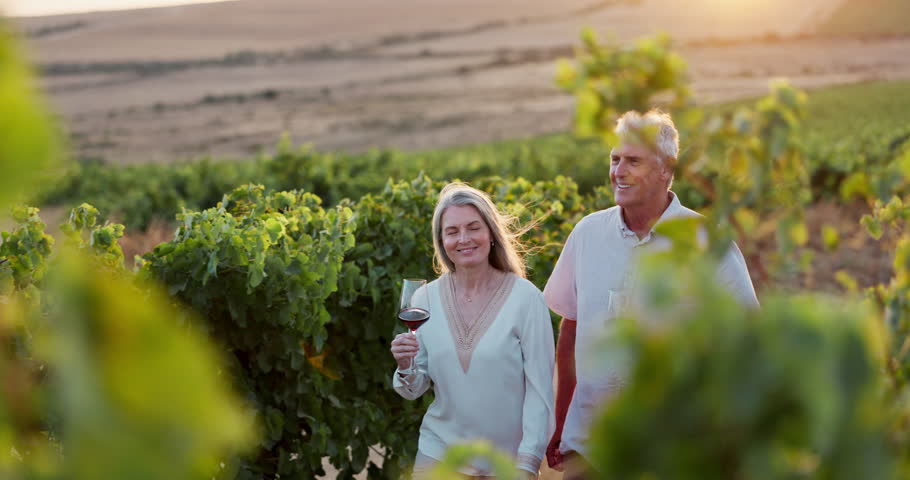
[588, 258, 897, 479]
[431, 441, 518, 480]
[39, 252, 255, 480]
[0, 27, 254, 480]
[0, 25, 62, 208]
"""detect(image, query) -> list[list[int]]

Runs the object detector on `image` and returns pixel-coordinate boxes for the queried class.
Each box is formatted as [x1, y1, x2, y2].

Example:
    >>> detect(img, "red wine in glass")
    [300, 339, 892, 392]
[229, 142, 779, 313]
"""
[398, 307, 430, 333]
[399, 278, 428, 371]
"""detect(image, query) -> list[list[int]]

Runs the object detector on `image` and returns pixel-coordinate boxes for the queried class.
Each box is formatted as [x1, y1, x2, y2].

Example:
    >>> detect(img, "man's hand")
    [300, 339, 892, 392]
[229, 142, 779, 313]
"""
[548, 318, 576, 471]
[546, 432, 563, 471]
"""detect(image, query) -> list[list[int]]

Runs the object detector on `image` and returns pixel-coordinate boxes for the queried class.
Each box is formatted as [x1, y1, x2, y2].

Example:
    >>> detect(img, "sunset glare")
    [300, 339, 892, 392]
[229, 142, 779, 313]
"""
[3, 0, 233, 17]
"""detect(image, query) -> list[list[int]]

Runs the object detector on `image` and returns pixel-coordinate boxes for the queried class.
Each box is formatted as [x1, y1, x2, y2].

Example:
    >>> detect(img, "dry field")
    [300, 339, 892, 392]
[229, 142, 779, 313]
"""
[13, 0, 910, 165]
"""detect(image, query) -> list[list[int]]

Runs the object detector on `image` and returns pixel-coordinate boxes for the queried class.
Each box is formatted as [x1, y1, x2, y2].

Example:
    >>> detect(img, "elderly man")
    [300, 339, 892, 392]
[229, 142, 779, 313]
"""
[543, 109, 759, 479]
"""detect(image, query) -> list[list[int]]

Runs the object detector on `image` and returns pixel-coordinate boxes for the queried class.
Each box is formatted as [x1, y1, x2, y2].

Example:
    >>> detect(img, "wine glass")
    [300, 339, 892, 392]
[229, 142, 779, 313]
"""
[608, 289, 632, 320]
[398, 278, 429, 371]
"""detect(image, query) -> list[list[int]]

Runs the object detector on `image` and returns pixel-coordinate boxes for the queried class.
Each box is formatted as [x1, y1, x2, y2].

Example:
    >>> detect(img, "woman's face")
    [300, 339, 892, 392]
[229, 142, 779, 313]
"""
[441, 205, 492, 271]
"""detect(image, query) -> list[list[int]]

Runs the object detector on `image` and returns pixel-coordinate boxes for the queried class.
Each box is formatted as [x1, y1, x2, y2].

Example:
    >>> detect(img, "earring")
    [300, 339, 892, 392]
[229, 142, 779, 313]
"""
[491, 241, 495, 246]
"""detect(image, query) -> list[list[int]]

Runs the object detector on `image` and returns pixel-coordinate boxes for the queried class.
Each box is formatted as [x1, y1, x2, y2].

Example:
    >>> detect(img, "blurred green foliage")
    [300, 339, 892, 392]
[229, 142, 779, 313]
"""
[555, 29, 691, 144]
[0, 205, 257, 480]
[588, 252, 898, 479]
[1, 27, 254, 480]
[0, 25, 61, 208]
[42, 253, 254, 480]
[861, 192, 910, 473]
[429, 441, 518, 480]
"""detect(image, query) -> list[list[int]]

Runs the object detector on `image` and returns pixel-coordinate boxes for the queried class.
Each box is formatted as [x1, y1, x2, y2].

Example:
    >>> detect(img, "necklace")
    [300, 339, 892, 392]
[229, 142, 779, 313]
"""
[458, 282, 474, 302]
[442, 272, 515, 373]
[453, 270, 499, 304]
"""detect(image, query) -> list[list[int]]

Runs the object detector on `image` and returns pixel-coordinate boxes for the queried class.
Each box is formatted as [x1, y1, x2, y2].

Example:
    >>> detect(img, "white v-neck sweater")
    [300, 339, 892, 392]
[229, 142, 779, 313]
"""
[393, 273, 555, 475]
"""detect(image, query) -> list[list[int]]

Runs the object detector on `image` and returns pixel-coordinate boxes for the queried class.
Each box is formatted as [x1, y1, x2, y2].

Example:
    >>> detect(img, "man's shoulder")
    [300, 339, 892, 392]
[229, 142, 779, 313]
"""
[574, 206, 621, 232]
[665, 192, 703, 220]
[675, 205, 703, 220]
[668, 196, 703, 220]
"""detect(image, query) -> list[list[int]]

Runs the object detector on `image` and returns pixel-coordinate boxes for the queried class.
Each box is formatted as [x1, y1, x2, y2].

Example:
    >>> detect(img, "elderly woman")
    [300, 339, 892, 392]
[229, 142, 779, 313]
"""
[390, 182, 555, 479]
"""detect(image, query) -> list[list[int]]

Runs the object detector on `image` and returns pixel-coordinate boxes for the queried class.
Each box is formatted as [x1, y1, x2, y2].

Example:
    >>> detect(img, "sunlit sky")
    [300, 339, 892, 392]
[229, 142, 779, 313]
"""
[3, 0, 233, 17]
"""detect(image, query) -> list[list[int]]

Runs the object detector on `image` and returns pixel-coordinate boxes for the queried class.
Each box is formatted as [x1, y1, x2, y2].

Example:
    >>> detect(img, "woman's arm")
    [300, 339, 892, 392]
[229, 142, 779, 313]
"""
[516, 291, 556, 475]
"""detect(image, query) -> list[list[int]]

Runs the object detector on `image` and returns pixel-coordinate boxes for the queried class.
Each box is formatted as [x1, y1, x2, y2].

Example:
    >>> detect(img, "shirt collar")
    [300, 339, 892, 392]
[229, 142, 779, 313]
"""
[617, 191, 684, 243]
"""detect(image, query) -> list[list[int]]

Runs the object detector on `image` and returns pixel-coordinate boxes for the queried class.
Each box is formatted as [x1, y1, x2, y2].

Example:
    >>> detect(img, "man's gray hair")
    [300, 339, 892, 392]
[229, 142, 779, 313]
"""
[615, 109, 679, 166]
[615, 109, 679, 188]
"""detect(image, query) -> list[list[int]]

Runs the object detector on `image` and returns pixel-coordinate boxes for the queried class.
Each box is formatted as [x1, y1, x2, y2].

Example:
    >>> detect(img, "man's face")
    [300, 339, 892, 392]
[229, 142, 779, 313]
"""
[609, 142, 671, 210]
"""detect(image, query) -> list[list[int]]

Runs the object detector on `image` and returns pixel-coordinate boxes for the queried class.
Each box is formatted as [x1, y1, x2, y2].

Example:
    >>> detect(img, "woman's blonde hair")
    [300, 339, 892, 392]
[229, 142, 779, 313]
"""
[431, 182, 528, 278]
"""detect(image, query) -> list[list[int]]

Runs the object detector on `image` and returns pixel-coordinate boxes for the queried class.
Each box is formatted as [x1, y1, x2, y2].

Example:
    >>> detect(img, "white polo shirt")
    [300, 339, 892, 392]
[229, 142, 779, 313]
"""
[543, 192, 759, 457]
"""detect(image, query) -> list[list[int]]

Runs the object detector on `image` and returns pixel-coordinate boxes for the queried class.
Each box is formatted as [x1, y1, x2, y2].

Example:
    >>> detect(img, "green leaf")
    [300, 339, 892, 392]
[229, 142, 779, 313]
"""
[205, 251, 219, 279]
[822, 225, 840, 251]
[654, 216, 704, 261]
[257, 350, 272, 373]
[264, 217, 286, 243]
[249, 264, 266, 288]
[861, 215, 883, 240]
[0, 34, 62, 209]
[789, 222, 809, 247]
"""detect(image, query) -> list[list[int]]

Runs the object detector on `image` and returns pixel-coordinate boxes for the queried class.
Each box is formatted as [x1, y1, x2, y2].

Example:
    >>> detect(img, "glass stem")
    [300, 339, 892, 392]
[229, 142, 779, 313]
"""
[409, 330, 417, 370]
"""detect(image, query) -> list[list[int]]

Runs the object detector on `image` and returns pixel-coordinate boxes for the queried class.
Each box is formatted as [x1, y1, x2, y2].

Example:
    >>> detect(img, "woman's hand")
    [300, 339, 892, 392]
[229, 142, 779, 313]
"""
[390, 333, 419, 370]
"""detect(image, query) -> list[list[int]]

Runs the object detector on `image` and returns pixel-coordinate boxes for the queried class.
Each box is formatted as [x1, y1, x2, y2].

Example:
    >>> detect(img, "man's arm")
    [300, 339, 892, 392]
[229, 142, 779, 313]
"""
[717, 242, 760, 308]
[546, 318, 577, 470]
